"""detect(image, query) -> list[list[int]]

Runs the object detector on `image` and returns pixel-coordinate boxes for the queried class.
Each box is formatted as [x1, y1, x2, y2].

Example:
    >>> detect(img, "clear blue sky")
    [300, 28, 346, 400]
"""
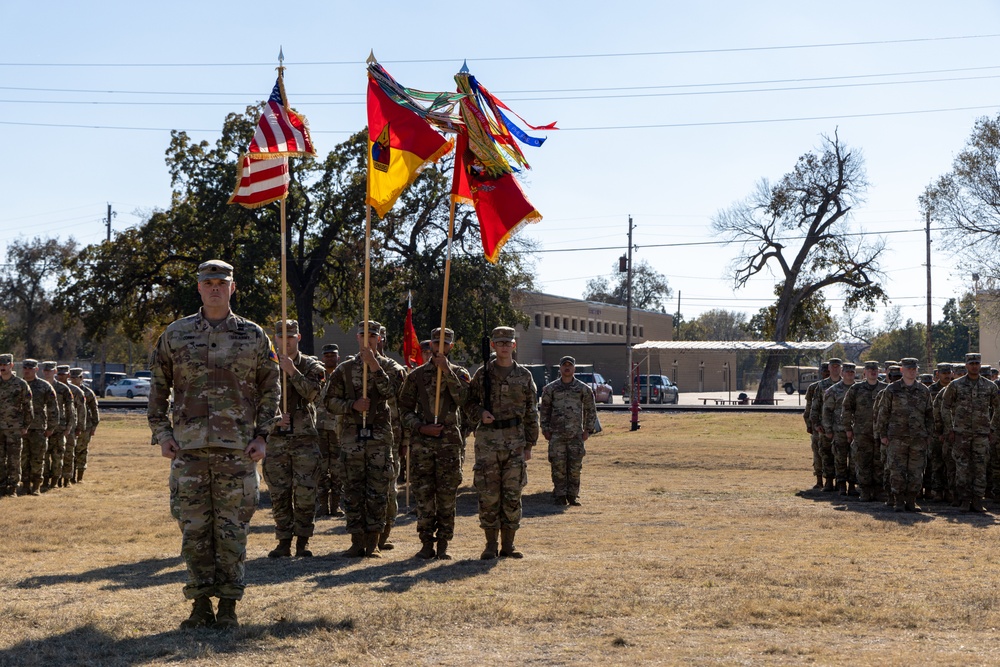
[3, 1, 998, 334]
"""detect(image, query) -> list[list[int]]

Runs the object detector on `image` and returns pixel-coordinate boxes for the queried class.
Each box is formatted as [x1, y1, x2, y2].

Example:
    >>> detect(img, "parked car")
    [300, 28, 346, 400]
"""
[105, 378, 151, 399]
[575, 372, 614, 404]
[781, 365, 820, 395]
[92, 372, 127, 395]
[133, 370, 152, 380]
[637, 374, 679, 404]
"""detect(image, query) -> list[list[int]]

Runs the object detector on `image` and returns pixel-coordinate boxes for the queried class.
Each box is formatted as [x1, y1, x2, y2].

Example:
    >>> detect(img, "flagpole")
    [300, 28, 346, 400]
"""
[361, 200, 372, 429]
[432, 200, 457, 423]
[279, 189, 288, 416]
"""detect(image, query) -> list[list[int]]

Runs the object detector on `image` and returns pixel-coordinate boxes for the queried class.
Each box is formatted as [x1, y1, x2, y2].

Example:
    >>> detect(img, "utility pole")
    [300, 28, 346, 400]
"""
[675, 290, 681, 339]
[104, 203, 116, 242]
[625, 214, 634, 381]
[925, 210, 933, 369]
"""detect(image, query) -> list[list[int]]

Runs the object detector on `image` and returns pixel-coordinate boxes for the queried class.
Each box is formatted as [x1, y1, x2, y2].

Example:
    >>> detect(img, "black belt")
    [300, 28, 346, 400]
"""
[485, 416, 522, 429]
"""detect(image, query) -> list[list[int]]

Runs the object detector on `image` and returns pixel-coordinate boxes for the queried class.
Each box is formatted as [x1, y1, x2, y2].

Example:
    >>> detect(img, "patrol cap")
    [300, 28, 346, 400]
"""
[21, 358, 38, 369]
[56, 364, 70, 374]
[559, 355, 576, 366]
[863, 361, 880, 370]
[983, 365, 993, 374]
[41, 361, 57, 372]
[431, 327, 455, 344]
[884, 360, 899, 369]
[888, 365, 902, 378]
[842, 362, 856, 372]
[937, 362, 953, 373]
[820, 362, 829, 370]
[379, 325, 387, 338]
[419, 340, 432, 352]
[900, 358, 919, 369]
[69, 368, 84, 378]
[197, 259, 234, 282]
[919, 373, 933, 383]
[0, 354, 12, 365]
[966, 352, 982, 363]
[356, 320, 382, 335]
[273, 319, 299, 337]
[321, 343, 339, 354]
[491, 326, 516, 342]
[827, 358, 843, 366]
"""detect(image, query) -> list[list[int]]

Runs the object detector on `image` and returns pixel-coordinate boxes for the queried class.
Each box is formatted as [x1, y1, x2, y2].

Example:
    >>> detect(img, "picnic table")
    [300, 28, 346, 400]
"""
[697, 397, 784, 406]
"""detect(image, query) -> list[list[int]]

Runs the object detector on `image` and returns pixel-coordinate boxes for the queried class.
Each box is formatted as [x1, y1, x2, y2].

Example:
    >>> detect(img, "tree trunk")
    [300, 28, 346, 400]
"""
[295, 290, 315, 355]
[754, 352, 783, 404]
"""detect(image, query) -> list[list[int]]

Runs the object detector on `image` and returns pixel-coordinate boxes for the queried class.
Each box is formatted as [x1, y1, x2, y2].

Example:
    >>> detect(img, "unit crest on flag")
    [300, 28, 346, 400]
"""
[372, 124, 391, 173]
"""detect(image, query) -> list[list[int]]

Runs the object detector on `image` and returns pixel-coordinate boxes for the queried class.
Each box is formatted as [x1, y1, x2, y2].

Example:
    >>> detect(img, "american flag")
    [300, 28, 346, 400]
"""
[227, 154, 289, 208]
[249, 79, 315, 158]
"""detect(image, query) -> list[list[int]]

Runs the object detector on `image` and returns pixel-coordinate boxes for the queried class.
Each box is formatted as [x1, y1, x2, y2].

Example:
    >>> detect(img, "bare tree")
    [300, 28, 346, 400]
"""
[712, 132, 886, 402]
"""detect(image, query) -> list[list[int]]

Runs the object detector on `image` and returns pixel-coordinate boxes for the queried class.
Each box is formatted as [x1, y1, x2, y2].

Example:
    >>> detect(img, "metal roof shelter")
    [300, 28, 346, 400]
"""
[634, 341, 834, 352]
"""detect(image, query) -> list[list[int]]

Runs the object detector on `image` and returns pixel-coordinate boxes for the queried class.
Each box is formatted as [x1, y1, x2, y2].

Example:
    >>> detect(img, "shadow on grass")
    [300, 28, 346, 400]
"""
[305, 550, 500, 593]
[0, 617, 350, 667]
[795, 487, 999, 526]
[17, 556, 184, 591]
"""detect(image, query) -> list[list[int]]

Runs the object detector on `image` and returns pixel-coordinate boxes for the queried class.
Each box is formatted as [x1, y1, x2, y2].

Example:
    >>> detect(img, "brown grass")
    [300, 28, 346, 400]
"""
[2, 411, 1000, 665]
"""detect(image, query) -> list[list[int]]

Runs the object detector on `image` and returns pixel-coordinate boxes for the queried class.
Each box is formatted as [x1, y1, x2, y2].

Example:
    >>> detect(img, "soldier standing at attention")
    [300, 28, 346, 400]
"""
[263, 320, 325, 559]
[375, 325, 407, 552]
[315, 343, 344, 517]
[466, 326, 539, 560]
[148, 259, 280, 629]
[0, 354, 32, 497]
[323, 321, 405, 558]
[876, 358, 933, 512]
[810, 358, 841, 492]
[59, 365, 86, 486]
[41, 361, 74, 491]
[940, 353, 1000, 512]
[822, 361, 857, 496]
[842, 361, 887, 502]
[923, 362, 951, 501]
[803, 362, 830, 490]
[20, 359, 55, 496]
[398, 327, 470, 560]
[68, 368, 99, 483]
[540, 355, 597, 506]
[931, 364, 956, 504]
[875, 364, 902, 504]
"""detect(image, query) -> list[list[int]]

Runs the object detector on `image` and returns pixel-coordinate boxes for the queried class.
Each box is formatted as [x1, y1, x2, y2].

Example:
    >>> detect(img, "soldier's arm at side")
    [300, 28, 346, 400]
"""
[523, 374, 540, 451]
[398, 373, 423, 432]
[582, 385, 598, 438]
[147, 332, 176, 446]
[841, 387, 855, 439]
[253, 332, 282, 440]
[940, 383, 957, 439]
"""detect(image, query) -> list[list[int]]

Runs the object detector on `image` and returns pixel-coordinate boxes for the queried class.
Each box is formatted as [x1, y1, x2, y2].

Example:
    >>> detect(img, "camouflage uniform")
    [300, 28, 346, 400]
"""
[398, 351, 470, 548]
[822, 378, 855, 490]
[74, 377, 100, 480]
[466, 354, 539, 532]
[322, 340, 405, 539]
[809, 375, 837, 484]
[540, 374, 597, 503]
[315, 368, 344, 516]
[875, 374, 933, 507]
[45, 373, 75, 486]
[0, 361, 33, 495]
[23, 368, 57, 491]
[148, 305, 280, 602]
[932, 386, 955, 499]
[923, 377, 948, 497]
[380, 347, 407, 539]
[873, 368, 900, 496]
[803, 379, 825, 482]
[62, 372, 86, 484]
[262, 349, 325, 542]
[940, 371, 1000, 505]
[842, 376, 887, 499]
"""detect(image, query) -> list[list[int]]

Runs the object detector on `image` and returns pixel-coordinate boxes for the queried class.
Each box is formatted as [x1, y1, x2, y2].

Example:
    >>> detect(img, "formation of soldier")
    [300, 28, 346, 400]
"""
[0, 355, 100, 498]
[806, 352, 1000, 513]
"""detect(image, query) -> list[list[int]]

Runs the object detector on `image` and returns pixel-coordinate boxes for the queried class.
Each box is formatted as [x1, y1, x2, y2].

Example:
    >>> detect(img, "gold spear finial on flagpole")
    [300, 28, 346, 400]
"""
[277, 46, 285, 76]
[367, 50, 376, 65]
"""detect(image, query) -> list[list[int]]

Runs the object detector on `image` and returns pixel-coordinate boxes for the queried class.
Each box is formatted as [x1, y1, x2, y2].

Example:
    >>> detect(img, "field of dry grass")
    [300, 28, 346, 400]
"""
[3, 410, 1000, 666]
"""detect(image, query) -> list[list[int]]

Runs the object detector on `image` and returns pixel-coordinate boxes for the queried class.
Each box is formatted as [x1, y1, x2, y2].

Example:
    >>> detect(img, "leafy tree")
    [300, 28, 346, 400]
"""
[583, 259, 672, 312]
[681, 309, 751, 341]
[712, 131, 886, 401]
[867, 319, 926, 364]
[747, 286, 837, 341]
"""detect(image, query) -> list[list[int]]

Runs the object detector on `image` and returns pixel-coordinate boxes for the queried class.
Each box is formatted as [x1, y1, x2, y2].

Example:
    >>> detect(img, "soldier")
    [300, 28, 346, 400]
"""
[0, 354, 32, 497]
[803, 362, 830, 490]
[876, 358, 933, 512]
[466, 326, 539, 560]
[60, 365, 86, 486]
[148, 259, 280, 629]
[842, 361, 887, 501]
[376, 325, 407, 552]
[69, 368, 99, 483]
[42, 361, 74, 491]
[322, 320, 405, 558]
[315, 343, 344, 517]
[931, 363, 956, 504]
[262, 319, 325, 559]
[940, 352, 1000, 512]
[809, 358, 842, 492]
[875, 364, 902, 503]
[822, 361, 857, 496]
[923, 362, 951, 501]
[540, 356, 597, 506]
[398, 327, 470, 559]
[20, 359, 55, 495]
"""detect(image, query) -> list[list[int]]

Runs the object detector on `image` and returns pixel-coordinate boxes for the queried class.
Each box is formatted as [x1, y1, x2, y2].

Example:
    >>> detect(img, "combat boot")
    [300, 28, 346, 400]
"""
[553, 495, 568, 506]
[62, 475, 73, 487]
[378, 525, 394, 551]
[294, 536, 313, 558]
[416, 537, 436, 559]
[837, 480, 847, 496]
[970, 497, 986, 513]
[179, 596, 215, 630]
[480, 528, 499, 560]
[267, 538, 292, 559]
[568, 496, 582, 506]
[847, 482, 859, 497]
[894, 497, 905, 512]
[822, 477, 835, 492]
[499, 527, 524, 559]
[76, 468, 84, 483]
[813, 474, 824, 490]
[315, 490, 330, 517]
[29, 480, 41, 496]
[215, 598, 239, 629]
[343, 532, 365, 558]
[905, 496, 921, 512]
[436, 538, 452, 560]
[41, 477, 51, 492]
[331, 493, 345, 517]
[859, 488, 872, 502]
[364, 532, 382, 558]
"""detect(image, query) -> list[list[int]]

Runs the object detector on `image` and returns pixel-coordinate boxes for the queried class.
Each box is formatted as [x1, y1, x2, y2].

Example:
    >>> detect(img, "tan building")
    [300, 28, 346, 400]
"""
[980, 290, 1000, 366]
